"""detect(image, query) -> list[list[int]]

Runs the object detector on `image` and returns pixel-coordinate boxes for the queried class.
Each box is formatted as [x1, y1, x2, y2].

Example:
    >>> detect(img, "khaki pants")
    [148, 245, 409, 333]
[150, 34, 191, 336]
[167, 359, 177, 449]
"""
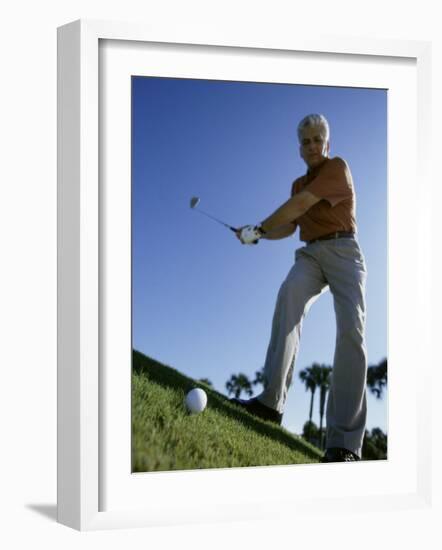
[258, 237, 368, 457]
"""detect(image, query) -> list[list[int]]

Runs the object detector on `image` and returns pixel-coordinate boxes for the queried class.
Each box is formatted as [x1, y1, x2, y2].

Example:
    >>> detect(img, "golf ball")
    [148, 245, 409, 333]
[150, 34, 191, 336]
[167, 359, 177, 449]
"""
[185, 388, 207, 414]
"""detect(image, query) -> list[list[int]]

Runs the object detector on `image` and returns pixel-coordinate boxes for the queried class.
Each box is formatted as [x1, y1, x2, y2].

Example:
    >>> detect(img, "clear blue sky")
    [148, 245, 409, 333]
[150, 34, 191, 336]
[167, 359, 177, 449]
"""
[132, 76, 387, 435]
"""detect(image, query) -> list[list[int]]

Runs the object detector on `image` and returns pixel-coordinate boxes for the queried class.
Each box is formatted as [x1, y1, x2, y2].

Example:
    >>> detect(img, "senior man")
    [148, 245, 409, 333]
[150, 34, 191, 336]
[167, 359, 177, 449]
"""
[233, 114, 368, 463]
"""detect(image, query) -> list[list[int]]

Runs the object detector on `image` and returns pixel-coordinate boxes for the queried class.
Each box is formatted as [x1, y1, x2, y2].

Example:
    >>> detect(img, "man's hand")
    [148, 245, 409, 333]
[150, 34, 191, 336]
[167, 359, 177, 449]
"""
[236, 225, 261, 245]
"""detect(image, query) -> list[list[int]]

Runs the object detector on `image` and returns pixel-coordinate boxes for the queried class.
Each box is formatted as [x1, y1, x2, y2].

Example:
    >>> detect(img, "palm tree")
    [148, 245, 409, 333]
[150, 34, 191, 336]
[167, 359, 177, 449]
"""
[225, 373, 254, 399]
[302, 420, 320, 447]
[362, 427, 388, 460]
[252, 368, 265, 389]
[299, 364, 319, 428]
[367, 358, 387, 399]
[315, 364, 332, 450]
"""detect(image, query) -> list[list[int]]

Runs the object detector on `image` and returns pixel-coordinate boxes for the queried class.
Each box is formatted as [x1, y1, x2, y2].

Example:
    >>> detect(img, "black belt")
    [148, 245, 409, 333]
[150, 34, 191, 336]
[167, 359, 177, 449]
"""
[307, 231, 355, 245]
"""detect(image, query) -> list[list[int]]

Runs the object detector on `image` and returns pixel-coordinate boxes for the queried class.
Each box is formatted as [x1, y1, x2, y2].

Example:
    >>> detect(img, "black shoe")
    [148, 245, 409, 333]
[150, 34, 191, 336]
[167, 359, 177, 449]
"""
[321, 447, 361, 463]
[230, 397, 283, 425]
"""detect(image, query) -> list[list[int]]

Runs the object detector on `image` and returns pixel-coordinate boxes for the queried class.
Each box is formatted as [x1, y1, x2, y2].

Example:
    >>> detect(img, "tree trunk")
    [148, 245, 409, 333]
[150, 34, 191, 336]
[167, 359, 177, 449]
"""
[319, 387, 326, 450]
[309, 389, 315, 423]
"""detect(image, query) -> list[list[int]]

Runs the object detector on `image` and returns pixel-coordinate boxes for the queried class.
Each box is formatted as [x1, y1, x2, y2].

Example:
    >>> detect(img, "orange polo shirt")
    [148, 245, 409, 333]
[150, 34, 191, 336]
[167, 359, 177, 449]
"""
[291, 156, 357, 242]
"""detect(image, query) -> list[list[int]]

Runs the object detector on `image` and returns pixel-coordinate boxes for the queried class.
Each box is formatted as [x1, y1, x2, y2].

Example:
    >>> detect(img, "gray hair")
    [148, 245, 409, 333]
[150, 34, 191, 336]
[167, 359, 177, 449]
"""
[297, 114, 330, 143]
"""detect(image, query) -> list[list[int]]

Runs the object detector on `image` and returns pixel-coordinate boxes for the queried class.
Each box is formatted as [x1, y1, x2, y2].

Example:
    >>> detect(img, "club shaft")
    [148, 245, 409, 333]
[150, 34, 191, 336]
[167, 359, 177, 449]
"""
[195, 208, 237, 232]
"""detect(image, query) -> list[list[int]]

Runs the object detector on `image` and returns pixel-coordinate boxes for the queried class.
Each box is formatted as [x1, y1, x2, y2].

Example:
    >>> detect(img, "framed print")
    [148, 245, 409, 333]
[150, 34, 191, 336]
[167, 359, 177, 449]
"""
[57, 19, 432, 530]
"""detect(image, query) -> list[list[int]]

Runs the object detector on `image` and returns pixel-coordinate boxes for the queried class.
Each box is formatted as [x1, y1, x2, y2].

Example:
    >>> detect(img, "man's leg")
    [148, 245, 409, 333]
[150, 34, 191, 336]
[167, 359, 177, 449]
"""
[322, 239, 368, 458]
[257, 245, 328, 413]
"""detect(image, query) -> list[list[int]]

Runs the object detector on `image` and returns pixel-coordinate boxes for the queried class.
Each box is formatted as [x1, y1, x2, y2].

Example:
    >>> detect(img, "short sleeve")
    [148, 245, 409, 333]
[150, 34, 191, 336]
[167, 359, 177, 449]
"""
[305, 157, 353, 207]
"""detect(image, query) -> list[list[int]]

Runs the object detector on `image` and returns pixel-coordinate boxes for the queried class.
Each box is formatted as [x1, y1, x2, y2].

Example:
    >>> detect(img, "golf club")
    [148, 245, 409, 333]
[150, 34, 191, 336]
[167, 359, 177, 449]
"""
[189, 196, 238, 233]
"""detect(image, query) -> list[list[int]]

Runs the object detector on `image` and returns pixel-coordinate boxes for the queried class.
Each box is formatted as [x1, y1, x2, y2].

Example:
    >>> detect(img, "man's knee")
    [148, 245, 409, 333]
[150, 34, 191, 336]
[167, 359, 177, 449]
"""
[282, 272, 311, 299]
[336, 321, 365, 342]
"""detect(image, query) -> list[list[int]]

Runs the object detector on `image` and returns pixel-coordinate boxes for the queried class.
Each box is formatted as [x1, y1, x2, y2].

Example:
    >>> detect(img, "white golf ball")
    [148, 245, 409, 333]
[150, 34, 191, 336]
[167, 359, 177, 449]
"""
[185, 388, 207, 414]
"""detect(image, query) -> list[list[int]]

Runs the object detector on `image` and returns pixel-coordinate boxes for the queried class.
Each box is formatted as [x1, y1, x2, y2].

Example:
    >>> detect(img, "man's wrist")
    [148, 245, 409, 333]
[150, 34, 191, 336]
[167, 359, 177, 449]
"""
[255, 224, 267, 237]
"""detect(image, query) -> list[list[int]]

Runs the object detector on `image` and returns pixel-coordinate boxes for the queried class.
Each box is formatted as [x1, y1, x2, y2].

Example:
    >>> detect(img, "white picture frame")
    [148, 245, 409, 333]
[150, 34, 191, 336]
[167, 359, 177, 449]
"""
[57, 19, 432, 531]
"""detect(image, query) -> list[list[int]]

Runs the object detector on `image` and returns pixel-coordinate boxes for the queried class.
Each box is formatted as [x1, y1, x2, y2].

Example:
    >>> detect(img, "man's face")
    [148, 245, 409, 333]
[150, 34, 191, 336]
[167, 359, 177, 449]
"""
[299, 126, 330, 169]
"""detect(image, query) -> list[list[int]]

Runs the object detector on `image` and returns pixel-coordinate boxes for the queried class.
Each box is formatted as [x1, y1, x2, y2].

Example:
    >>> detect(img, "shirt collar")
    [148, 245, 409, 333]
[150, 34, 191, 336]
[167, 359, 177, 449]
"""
[306, 157, 328, 177]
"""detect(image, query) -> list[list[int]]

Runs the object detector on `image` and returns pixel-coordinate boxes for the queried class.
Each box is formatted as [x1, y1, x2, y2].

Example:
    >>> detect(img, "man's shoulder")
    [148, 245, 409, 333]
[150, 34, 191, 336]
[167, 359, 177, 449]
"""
[323, 157, 353, 181]
[327, 156, 349, 169]
[291, 157, 351, 195]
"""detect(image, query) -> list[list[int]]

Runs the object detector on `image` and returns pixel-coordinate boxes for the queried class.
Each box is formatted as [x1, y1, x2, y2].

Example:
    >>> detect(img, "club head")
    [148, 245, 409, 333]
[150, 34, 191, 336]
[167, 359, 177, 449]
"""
[190, 197, 200, 209]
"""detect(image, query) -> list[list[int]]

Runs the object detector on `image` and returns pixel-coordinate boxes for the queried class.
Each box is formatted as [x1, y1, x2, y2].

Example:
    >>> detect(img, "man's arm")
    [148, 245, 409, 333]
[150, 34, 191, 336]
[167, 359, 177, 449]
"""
[261, 223, 297, 240]
[260, 190, 321, 233]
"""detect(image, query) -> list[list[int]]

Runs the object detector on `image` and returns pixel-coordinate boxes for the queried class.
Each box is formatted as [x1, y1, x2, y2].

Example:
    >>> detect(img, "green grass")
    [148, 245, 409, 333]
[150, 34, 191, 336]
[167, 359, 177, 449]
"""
[132, 349, 322, 472]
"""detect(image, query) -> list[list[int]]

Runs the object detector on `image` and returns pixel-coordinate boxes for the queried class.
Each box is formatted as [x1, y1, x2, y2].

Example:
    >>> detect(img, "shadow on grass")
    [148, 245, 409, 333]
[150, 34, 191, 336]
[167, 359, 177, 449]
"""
[133, 350, 321, 461]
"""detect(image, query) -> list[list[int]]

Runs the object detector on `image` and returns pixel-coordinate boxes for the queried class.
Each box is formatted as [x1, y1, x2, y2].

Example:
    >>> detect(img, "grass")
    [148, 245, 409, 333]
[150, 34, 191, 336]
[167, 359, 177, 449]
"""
[132, 349, 322, 472]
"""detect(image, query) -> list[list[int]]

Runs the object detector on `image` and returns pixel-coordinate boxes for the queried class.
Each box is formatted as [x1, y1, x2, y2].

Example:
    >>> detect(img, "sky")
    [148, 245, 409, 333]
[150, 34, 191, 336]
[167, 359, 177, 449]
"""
[131, 76, 388, 436]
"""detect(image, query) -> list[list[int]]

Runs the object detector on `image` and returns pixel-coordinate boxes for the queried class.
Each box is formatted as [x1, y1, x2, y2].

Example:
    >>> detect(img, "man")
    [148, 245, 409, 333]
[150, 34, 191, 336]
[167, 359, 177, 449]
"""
[233, 114, 367, 463]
